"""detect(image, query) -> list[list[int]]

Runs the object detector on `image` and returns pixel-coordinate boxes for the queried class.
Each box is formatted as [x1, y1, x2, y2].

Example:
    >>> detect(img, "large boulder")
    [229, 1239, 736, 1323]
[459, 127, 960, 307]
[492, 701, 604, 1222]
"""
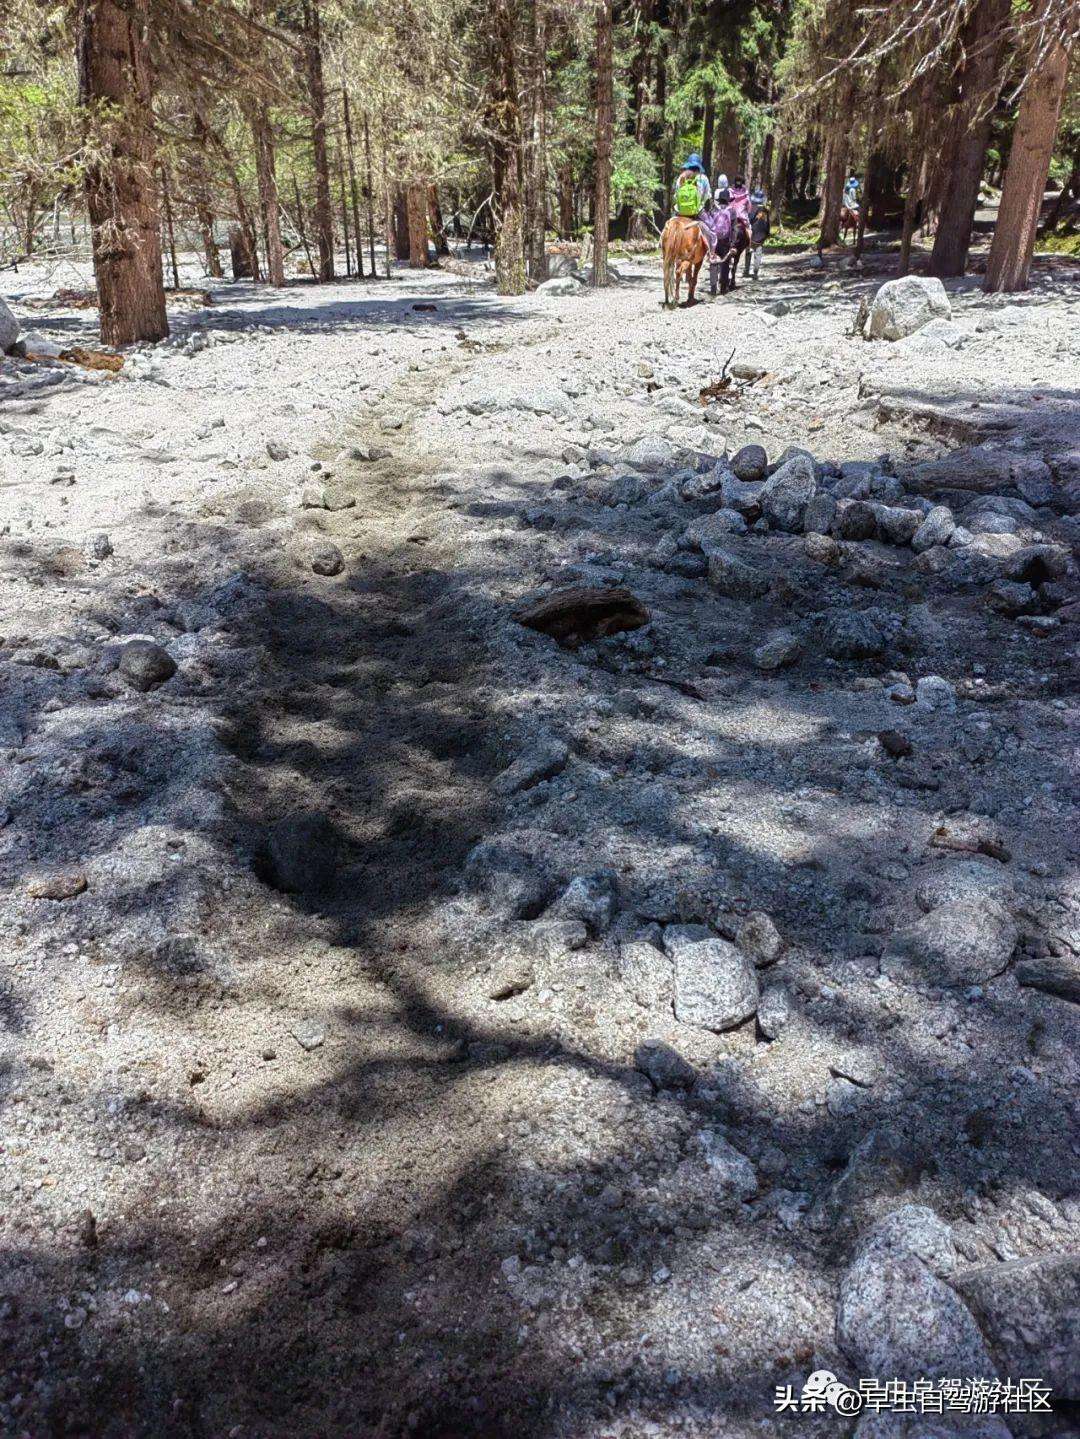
[950, 1254, 1080, 1400]
[837, 1207, 999, 1384]
[881, 900, 1017, 988]
[707, 547, 770, 599]
[866, 276, 951, 342]
[664, 924, 759, 1032]
[0, 298, 19, 353]
[535, 276, 582, 298]
[760, 453, 817, 532]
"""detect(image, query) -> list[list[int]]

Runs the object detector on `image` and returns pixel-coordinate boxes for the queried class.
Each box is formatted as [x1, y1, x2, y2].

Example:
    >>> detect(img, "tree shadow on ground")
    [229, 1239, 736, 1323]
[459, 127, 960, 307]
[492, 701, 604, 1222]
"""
[0, 384, 1077, 1438]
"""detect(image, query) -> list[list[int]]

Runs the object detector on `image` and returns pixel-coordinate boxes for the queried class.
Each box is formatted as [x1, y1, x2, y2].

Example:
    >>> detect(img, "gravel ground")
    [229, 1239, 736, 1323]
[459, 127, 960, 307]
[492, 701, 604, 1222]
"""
[1, 244, 1079, 1439]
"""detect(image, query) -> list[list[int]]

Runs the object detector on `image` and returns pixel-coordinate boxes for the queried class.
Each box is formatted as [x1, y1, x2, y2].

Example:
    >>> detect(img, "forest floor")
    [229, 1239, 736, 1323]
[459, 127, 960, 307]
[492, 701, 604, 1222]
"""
[1, 240, 1080, 1439]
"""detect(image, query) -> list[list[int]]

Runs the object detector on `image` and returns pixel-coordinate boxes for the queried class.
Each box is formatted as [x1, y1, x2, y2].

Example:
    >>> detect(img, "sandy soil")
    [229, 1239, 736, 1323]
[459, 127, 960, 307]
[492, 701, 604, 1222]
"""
[1, 242, 1079, 1439]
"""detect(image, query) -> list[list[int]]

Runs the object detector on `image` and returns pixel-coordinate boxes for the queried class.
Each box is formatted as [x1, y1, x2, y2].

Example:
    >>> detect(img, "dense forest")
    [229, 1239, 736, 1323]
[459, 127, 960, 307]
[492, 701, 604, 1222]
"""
[1, 0, 1078, 343]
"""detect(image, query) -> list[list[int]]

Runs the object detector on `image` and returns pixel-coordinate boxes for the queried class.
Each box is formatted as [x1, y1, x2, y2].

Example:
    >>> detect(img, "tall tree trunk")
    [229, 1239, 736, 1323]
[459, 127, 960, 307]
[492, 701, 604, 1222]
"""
[701, 94, 715, 177]
[405, 181, 429, 266]
[339, 152, 352, 275]
[625, 0, 653, 237]
[657, 40, 672, 230]
[489, 0, 526, 294]
[343, 91, 365, 278]
[984, 6, 1074, 294]
[899, 154, 929, 274]
[770, 136, 790, 220]
[303, 0, 334, 280]
[817, 125, 847, 248]
[363, 111, 378, 275]
[558, 163, 574, 239]
[796, 146, 812, 201]
[523, 0, 549, 281]
[429, 186, 450, 255]
[190, 129, 222, 279]
[392, 187, 410, 259]
[251, 102, 286, 286]
[591, 0, 613, 286]
[160, 163, 180, 288]
[931, 0, 1010, 277]
[75, 0, 167, 344]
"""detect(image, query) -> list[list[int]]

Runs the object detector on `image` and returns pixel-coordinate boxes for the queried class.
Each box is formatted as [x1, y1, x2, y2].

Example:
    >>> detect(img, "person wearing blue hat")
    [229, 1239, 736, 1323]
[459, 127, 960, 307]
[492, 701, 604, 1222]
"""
[673, 153, 711, 218]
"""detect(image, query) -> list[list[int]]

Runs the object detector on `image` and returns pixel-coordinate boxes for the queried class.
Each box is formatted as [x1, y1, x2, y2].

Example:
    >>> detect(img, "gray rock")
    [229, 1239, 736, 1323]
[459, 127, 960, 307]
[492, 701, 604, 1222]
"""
[1011, 456, 1055, 507]
[323, 486, 356, 512]
[349, 443, 392, 462]
[914, 860, 1013, 914]
[664, 924, 759, 1032]
[617, 941, 672, 1008]
[290, 1018, 326, 1051]
[730, 443, 768, 482]
[697, 1129, 758, 1198]
[950, 1254, 1080, 1400]
[88, 532, 113, 561]
[753, 630, 801, 671]
[118, 640, 177, 692]
[267, 441, 290, 461]
[737, 911, 784, 965]
[986, 579, 1036, 616]
[866, 276, 951, 342]
[822, 612, 885, 659]
[803, 492, 838, 534]
[915, 675, 955, 712]
[525, 918, 588, 959]
[310, 541, 344, 576]
[804, 532, 841, 565]
[912, 505, 955, 553]
[493, 738, 569, 796]
[683, 510, 747, 551]
[1005, 542, 1069, 585]
[874, 504, 921, 546]
[1014, 956, 1080, 1004]
[837, 500, 879, 541]
[756, 983, 791, 1039]
[625, 435, 681, 471]
[760, 453, 817, 532]
[635, 1038, 696, 1090]
[266, 809, 337, 893]
[837, 1207, 997, 1384]
[546, 873, 616, 933]
[485, 948, 535, 1001]
[719, 471, 765, 517]
[536, 276, 583, 297]
[882, 901, 1017, 987]
[707, 548, 770, 599]
[26, 867, 88, 900]
[0, 297, 20, 352]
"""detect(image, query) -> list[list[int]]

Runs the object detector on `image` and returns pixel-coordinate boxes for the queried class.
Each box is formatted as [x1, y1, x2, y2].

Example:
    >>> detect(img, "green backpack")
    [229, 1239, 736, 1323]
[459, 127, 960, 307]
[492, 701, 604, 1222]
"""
[675, 177, 701, 216]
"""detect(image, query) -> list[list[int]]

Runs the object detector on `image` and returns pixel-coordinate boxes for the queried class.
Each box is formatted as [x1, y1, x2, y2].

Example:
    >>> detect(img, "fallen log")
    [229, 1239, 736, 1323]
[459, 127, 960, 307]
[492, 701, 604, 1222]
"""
[512, 585, 649, 647]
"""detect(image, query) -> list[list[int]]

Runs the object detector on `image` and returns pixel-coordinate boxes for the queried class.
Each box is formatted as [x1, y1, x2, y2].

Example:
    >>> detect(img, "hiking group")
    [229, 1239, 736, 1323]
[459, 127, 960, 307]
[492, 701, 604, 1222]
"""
[661, 152, 773, 308]
[660, 152, 868, 308]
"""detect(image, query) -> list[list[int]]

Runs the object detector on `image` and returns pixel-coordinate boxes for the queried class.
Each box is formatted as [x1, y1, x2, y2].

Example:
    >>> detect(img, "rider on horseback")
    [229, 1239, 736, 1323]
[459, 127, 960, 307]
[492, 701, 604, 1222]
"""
[673, 153, 719, 263]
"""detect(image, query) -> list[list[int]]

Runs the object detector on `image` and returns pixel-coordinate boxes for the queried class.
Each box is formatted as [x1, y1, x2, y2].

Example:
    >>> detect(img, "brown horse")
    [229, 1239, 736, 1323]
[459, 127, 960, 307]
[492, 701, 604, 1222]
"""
[661, 216, 707, 307]
[840, 204, 860, 243]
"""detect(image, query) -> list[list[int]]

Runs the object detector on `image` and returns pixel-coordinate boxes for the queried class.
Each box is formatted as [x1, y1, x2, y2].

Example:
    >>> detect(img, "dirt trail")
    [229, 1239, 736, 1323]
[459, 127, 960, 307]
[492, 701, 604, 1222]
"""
[1, 251, 1079, 1439]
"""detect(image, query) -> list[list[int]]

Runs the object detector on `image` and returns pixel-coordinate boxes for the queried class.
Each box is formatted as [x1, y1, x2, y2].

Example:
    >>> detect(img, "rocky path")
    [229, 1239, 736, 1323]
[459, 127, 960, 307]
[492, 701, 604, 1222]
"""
[1, 252, 1079, 1439]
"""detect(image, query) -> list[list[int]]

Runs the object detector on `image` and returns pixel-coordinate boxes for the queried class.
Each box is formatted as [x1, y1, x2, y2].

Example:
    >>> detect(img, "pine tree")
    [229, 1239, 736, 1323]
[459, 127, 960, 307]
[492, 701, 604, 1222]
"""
[75, 0, 168, 344]
[592, 0, 614, 286]
[985, 2, 1076, 292]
